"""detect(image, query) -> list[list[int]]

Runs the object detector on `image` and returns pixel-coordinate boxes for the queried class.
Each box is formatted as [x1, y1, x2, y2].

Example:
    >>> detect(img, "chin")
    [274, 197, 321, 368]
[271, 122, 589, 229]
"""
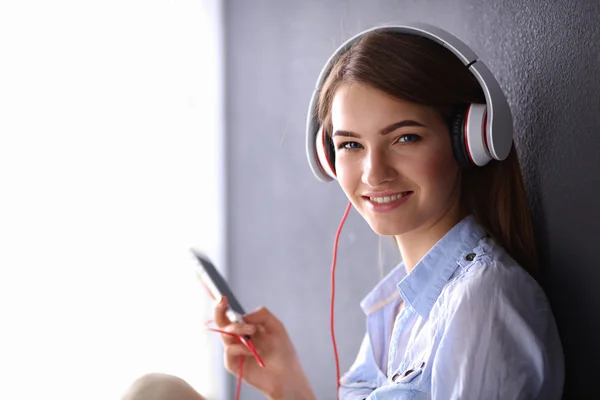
[367, 219, 410, 237]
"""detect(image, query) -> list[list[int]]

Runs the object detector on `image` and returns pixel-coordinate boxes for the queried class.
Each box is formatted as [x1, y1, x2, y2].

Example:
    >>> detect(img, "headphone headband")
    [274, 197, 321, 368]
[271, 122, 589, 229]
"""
[306, 23, 513, 182]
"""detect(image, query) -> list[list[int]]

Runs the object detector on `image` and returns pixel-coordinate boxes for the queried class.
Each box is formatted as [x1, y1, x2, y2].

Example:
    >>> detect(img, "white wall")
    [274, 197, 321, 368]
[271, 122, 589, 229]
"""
[0, 1, 226, 399]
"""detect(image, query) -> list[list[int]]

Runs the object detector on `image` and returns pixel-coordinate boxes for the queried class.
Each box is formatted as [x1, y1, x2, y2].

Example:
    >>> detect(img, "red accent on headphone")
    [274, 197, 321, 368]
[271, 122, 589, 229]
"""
[483, 112, 489, 156]
[322, 128, 336, 177]
[463, 105, 475, 165]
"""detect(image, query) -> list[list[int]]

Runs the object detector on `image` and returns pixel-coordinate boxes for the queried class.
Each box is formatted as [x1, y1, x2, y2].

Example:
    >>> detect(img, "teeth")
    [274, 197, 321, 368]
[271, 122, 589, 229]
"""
[369, 192, 409, 203]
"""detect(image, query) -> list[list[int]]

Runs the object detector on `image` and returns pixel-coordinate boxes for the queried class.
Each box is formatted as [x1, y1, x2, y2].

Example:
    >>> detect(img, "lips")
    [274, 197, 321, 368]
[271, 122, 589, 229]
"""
[365, 191, 413, 204]
[362, 191, 414, 212]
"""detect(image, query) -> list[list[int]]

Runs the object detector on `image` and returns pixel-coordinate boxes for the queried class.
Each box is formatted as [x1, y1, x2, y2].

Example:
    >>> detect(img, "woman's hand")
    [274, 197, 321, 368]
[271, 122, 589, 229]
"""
[213, 297, 316, 400]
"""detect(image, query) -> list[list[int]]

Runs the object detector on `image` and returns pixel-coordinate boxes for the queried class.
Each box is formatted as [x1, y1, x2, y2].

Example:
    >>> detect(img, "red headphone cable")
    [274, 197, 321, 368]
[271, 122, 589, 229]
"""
[204, 200, 352, 400]
[330, 201, 353, 397]
[204, 318, 264, 400]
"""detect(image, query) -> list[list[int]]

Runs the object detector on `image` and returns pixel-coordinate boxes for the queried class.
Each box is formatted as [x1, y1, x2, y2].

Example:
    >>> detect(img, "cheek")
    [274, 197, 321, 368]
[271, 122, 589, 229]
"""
[409, 144, 459, 192]
[335, 157, 361, 194]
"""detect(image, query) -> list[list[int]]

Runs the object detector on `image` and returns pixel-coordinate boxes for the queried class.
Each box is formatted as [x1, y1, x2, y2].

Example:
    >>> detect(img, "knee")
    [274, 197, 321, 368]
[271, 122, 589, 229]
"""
[121, 373, 206, 400]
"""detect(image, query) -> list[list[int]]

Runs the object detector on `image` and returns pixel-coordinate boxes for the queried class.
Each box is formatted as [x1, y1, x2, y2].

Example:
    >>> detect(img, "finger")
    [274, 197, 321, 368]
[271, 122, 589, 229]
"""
[223, 322, 256, 337]
[218, 322, 255, 346]
[220, 332, 240, 347]
[213, 296, 230, 328]
[225, 343, 254, 359]
[243, 306, 283, 332]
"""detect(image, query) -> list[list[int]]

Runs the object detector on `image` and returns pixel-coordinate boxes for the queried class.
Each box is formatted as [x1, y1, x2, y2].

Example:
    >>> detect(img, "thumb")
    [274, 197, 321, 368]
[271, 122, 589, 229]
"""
[213, 296, 231, 328]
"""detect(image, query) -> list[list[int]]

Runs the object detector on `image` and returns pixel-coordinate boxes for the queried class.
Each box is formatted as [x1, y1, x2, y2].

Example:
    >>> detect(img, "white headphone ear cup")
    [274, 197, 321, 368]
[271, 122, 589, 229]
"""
[315, 126, 337, 179]
[464, 104, 492, 166]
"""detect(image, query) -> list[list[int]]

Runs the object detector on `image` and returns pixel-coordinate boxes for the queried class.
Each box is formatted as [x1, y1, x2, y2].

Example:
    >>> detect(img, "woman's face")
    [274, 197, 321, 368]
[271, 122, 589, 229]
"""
[330, 83, 461, 237]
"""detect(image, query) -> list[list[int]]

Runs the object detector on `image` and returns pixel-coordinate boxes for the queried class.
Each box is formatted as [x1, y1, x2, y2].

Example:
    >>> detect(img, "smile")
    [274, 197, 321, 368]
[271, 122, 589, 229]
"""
[362, 191, 413, 212]
[368, 192, 412, 203]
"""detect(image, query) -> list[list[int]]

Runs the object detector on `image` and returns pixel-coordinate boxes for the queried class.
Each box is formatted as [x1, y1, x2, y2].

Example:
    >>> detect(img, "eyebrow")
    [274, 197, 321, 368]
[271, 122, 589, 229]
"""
[332, 120, 426, 138]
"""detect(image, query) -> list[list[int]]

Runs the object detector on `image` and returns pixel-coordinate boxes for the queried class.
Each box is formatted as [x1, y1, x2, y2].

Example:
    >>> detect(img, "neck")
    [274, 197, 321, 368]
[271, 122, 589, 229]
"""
[394, 204, 467, 273]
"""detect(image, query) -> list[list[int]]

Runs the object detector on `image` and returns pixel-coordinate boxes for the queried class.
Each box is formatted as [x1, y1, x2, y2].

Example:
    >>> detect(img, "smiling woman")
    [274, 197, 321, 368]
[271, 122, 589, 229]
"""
[205, 25, 564, 400]
[311, 26, 564, 399]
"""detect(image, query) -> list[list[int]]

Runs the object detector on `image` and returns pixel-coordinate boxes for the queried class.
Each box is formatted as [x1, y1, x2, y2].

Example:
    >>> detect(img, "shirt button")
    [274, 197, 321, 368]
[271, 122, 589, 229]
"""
[466, 253, 476, 261]
[391, 372, 400, 382]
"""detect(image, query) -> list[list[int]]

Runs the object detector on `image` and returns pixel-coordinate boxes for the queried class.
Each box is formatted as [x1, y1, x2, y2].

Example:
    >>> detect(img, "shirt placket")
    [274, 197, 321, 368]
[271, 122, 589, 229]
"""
[386, 302, 414, 379]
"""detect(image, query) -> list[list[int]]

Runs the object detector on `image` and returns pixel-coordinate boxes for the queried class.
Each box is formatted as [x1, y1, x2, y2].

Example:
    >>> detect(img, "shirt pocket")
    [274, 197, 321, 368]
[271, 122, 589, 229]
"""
[340, 363, 380, 390]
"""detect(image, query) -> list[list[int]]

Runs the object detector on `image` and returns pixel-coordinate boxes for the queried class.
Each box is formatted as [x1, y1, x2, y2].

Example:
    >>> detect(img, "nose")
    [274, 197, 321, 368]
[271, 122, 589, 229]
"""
[362, 149, 396, 187]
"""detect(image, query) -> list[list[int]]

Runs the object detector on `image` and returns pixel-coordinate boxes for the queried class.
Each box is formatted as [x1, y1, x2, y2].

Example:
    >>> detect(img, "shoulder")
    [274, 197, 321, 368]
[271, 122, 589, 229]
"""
[440, 236, 552, 323]
[428, 240, 565, 400]
[450, 236, 542, 295]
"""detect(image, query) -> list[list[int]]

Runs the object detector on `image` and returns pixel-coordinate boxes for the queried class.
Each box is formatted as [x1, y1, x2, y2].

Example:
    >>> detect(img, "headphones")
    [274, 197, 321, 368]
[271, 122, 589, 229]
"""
[305, 23, 514, 182]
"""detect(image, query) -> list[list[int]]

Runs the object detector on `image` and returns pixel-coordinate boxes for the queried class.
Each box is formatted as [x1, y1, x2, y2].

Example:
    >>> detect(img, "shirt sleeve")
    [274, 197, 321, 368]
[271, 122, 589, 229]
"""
[339, 333, 380, 400]
[431, 266, 557, 400]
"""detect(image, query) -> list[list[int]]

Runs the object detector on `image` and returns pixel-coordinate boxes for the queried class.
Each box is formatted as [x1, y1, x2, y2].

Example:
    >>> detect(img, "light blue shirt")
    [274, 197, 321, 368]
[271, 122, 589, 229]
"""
[339, 215, 564, 400]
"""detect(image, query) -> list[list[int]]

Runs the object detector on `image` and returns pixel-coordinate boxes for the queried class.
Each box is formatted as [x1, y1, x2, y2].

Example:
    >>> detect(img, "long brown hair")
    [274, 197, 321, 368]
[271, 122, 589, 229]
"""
[316, 31, 539, 278]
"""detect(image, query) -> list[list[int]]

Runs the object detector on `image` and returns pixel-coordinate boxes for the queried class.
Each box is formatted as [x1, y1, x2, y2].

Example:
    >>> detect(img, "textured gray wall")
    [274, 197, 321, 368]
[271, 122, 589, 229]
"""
[224, 1, 600, 399]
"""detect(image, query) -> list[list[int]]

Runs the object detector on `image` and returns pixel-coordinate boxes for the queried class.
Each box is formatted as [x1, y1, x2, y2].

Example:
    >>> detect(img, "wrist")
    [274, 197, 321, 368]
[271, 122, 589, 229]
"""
[267, 369, 316, 400]
[268, 388, 316, 400]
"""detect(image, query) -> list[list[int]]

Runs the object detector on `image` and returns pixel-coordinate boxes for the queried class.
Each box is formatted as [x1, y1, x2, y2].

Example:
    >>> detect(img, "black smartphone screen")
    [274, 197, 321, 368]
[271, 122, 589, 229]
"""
[190, 248, 246, 315]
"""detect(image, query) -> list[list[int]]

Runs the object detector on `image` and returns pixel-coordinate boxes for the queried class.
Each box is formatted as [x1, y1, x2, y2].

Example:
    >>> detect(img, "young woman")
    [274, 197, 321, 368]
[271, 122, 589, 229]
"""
[122, 25, 565, 400]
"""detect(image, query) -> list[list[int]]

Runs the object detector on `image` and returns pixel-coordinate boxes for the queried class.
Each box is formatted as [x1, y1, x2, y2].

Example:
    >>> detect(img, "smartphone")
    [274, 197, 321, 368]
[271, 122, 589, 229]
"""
[190, 248, 247, 324]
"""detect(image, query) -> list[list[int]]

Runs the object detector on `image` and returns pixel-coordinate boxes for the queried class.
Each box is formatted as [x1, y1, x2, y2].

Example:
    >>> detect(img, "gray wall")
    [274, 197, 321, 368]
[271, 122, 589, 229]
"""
[224, 1, 600, 399]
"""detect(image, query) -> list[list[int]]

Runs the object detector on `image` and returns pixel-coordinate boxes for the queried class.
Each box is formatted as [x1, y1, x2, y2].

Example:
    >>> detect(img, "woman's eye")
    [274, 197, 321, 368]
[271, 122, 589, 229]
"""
[337, 141, 362, 150]
[397, 134, 421, 143]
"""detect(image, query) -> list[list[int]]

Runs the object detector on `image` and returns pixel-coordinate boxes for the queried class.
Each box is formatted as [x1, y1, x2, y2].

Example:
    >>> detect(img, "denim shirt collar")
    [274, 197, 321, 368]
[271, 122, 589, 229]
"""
[398, 214, 487, 318]
[360, 262, 407, 316]
[359, 215, 487, 318]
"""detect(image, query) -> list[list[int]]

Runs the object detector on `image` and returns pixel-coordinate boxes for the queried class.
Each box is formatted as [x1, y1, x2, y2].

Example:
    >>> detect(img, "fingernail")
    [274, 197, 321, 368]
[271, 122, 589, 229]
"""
[242, 325, 255, 334]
